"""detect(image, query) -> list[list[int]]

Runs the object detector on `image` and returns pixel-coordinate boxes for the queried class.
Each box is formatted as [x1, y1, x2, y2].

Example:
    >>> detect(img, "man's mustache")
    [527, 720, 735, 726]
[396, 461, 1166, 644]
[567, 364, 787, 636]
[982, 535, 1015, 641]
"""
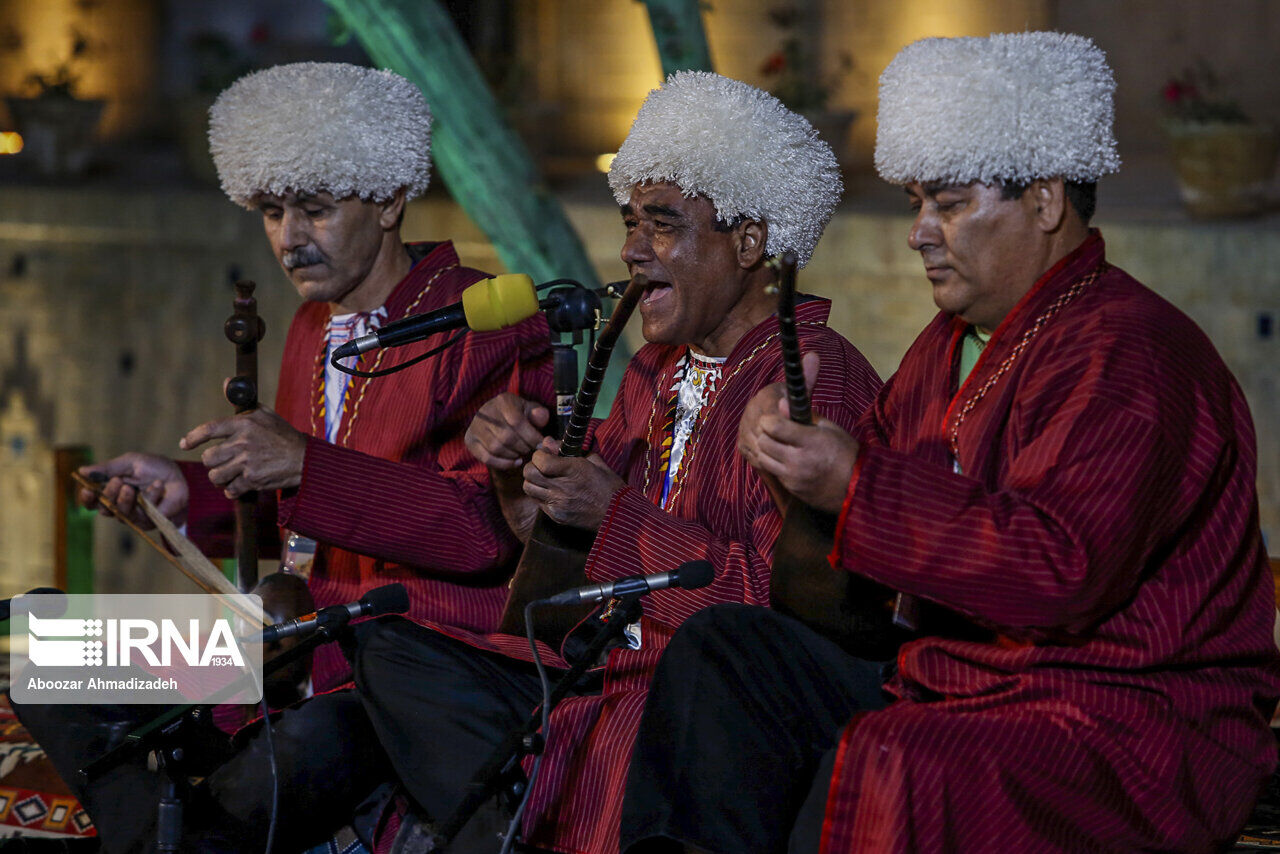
[283, 246, 325, 270]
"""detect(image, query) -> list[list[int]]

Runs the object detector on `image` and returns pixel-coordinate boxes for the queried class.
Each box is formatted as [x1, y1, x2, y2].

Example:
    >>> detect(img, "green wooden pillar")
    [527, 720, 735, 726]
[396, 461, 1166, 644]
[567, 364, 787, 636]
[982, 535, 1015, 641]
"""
[639, 0, 715, 74]
[322, 0, 599, 291]
[55, 446, 94, 594]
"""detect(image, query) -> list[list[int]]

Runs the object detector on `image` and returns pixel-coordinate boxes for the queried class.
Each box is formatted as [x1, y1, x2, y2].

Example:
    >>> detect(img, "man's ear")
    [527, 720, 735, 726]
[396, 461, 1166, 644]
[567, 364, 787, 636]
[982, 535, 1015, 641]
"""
[379, 187, 408, 230]
[737, 219, 768, 268]
[1028, 179, 1067, 233]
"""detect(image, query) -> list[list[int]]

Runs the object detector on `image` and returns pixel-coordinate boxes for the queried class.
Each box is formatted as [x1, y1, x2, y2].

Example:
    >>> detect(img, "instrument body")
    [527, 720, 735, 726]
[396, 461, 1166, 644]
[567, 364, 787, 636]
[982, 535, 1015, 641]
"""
[497, 278, 647, 647]
[766, 254, 914, 660]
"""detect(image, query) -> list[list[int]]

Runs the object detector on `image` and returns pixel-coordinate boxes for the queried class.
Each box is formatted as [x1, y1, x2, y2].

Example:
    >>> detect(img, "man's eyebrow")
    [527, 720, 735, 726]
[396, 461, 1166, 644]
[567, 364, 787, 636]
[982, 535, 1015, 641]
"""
[921, 182, 960, 196]
[642, 203, 684, 219]
[620, 204, 633, 217]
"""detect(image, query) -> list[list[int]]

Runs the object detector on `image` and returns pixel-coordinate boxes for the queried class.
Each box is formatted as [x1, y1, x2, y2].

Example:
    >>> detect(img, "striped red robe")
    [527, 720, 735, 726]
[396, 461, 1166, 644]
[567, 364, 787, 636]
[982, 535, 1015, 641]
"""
[436, 298, 881, 853]
[184, 241, 553, 691]
[822, 232, 1280, 851]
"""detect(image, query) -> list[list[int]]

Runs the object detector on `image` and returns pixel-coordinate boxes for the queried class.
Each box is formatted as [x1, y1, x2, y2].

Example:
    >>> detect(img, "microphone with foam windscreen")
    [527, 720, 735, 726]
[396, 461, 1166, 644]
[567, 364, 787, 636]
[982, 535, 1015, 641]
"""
[541, 560, 715, 606]
[1, 588, 66, 623]
[332, 274, 541, 361]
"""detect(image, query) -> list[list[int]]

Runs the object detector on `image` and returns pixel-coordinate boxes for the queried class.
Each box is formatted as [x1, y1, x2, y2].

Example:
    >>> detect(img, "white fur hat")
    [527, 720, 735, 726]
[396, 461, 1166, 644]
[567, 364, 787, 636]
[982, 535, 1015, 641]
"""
[608, 71, 842, 268]
[875, 32, 1120, 186]
[209, 62, 433, 208]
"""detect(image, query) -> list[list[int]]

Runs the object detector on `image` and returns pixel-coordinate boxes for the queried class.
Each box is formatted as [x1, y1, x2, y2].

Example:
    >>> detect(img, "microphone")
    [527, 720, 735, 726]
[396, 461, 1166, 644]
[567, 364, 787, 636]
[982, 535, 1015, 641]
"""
[541, 560, 714, 607]
[1, 588, 66, 623]
[332, 274, 540, 360]
[255, 583, 410, 643]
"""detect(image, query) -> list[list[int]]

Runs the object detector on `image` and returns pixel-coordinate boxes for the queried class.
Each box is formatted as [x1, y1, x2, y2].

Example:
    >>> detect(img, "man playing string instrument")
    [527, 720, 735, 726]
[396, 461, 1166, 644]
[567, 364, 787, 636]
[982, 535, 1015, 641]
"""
[623, 33, 1280, 853]
[13, 62, 552, 851]
[351, 72, 882, 853]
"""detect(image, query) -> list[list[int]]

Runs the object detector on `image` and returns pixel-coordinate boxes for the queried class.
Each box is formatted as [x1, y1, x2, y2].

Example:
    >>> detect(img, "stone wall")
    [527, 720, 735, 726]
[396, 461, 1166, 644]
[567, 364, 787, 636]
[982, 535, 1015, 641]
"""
[1, 186, 1276, 596]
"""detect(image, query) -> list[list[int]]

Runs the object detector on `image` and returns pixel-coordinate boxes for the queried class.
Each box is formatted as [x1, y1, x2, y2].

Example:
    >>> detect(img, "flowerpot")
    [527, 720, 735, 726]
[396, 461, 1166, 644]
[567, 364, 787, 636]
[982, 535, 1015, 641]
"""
[1166, 122, 1278, 217]
[5, 95, 106, 179]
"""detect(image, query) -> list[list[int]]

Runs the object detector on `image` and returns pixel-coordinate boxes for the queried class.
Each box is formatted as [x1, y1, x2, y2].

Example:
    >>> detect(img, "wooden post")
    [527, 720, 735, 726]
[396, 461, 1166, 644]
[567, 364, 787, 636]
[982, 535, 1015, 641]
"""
[638, 0, 715, 74]
[322, 0, 601, 291]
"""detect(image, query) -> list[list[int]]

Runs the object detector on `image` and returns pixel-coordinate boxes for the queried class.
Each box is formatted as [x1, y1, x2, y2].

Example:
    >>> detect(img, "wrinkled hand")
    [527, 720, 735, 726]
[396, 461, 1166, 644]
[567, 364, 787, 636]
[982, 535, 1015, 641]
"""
[737, 353, 860, 514]
[78, 452, 189, 529]
[523, 437, 624, 530]
[466, 394, 552, 541]
[179, 407, 307, 498]
[465, 393, 550, 471]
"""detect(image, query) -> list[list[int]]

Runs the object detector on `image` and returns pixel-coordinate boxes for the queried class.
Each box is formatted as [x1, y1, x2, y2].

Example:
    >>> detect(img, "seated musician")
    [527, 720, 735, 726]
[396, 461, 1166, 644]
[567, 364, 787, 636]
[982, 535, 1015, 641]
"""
[621, 33, 1280, 853]
[351, 71, 882, 853]
[10, 63, 551, 851]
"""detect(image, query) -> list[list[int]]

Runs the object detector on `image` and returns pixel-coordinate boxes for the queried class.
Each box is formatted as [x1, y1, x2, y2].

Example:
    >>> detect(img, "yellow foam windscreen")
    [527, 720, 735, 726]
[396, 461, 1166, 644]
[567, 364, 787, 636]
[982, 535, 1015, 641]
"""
[460, 274, 539, 332]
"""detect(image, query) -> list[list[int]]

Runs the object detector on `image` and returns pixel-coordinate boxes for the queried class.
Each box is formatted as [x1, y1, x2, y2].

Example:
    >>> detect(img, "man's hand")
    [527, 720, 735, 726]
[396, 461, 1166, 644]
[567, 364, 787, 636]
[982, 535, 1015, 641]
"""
[737, 353, 860, 514]
[466, 394, 552, 541]
[464, 393, 550, 471]
[179, 407, 307, 498]
[78, 453, 189, 529]
[523, 437, 625, 531]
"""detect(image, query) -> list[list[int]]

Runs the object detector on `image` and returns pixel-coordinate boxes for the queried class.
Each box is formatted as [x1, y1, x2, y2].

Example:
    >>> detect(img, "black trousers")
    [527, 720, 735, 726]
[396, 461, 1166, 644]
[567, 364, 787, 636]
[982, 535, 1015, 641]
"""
[351, 616, 594, 824]
[620, 604, 889, 854]
[8, 681, 391, 853]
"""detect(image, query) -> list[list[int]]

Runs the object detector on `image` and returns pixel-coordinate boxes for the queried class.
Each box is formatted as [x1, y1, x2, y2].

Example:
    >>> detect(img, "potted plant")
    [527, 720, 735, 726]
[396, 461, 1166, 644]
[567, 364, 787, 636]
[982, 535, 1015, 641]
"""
[5, 30, 106, 179]
[1162, 61, 1277, 217]
[758, 5, 856, 171]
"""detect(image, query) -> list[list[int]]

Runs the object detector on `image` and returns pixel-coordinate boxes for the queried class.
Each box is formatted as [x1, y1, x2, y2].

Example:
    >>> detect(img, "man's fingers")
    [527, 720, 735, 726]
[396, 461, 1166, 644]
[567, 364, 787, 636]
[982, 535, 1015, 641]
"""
[200, 441, 237, 469]
[206, 460, 243, 490]
[754, 432, 798, 471]
[180, 417, 235, 451]
[526, 404, 550, 429]
[758, 414, 809, 447]
[522, 459, 557, 501]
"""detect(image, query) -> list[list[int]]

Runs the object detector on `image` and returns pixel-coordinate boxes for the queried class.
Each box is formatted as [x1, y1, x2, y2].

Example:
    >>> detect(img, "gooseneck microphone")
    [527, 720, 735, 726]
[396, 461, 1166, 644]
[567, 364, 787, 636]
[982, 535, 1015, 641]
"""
[542, 560, 715, 607]
[332, 274, 541, 360]
[255, 583, 410, 643]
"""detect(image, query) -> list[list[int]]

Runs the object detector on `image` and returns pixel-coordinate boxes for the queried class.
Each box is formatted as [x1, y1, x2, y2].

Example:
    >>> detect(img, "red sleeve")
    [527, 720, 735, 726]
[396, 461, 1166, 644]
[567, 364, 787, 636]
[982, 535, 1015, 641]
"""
[179, 460, 281, 560]
[837, 364, 1191, 639]
[277, 315, 553, 573]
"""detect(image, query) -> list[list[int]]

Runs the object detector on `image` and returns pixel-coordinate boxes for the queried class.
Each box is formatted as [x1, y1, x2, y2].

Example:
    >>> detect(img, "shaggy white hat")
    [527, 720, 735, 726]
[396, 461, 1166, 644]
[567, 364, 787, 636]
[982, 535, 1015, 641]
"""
[875, 32, 1120, 185]
[608, 71, 842, 267]
[209, 62, 432, 208]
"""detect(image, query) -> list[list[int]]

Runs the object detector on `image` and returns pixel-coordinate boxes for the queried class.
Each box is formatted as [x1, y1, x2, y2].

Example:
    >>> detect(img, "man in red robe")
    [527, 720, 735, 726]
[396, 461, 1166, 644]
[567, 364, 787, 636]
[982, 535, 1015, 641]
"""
[15, 63, 551, 851]
[351, 71, 883, 854]
[623, 33, 1280, 853]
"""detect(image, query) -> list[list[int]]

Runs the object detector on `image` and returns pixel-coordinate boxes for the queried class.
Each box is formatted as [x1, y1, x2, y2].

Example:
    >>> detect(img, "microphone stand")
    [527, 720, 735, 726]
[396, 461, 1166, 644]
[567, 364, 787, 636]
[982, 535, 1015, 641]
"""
[426, 593, 643, 851]
[80, 621, 345, 851]
[543, 285, 602, 438]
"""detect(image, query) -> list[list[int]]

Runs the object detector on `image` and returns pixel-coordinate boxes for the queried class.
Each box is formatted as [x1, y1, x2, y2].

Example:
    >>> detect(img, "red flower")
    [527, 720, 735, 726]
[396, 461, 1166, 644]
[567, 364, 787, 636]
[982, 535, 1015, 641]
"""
[760, 51, 786, 76]
[1163, 79, 1198, 105]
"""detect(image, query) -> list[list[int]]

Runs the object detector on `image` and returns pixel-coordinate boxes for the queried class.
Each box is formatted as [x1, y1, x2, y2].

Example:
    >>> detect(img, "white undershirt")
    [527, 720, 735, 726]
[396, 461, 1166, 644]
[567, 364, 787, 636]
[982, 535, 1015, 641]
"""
[323, 307, 387, 443]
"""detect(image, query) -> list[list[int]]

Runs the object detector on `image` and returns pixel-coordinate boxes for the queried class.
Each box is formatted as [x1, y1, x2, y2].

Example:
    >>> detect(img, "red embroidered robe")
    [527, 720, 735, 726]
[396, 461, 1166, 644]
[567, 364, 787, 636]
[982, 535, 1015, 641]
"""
[822, 232, 1280, 852]
[435, 298, 882, 853]
[184, 241, 553, 691]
